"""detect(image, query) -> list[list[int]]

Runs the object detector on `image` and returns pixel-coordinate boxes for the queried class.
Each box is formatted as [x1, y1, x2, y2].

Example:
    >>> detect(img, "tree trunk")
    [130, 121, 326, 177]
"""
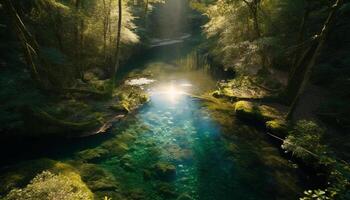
[252, 3, 260, 38]
[102, 0, 107, 60]
[286, 0, 344, 120]
[112, 0, 122, 89]
[74, 0, 84, 80]
[288, 2, 311, 82]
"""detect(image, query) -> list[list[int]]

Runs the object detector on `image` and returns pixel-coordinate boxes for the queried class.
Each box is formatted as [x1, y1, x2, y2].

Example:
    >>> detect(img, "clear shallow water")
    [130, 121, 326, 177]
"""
[86, 70, 303, 199]
[0, 1, 305, 198]
[0, 48, 304, 200]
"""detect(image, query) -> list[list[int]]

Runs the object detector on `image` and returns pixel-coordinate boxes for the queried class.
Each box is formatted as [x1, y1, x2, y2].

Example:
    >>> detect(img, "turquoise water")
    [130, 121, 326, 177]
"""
[0, 1, 305, 199]
[0, 46, 304, 200]
[85, 67, 303, 199]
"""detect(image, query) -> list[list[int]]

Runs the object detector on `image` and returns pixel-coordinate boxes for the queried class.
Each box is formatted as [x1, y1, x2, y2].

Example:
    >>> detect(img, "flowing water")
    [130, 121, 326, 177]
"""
[88, 51, 303, 199]
[0, 54, 304, 199]
[0, 1, 306, 199]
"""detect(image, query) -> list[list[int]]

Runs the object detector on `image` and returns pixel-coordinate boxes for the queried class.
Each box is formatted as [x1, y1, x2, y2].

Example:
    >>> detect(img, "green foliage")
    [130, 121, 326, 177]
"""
[4, 171, 93, 200]
[300, 189, 329, 200]
[282, 120, 350, 200]
[8, 0, 141, 88]
[200, 0, 304, 72]
[282, 120, 326, 161]
[300, 163, 350, 200]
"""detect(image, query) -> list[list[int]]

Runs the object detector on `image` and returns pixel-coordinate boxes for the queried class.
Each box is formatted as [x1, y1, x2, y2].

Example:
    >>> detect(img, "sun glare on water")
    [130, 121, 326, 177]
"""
[154, 84, 186, 103]
[166, 85, 184, 100]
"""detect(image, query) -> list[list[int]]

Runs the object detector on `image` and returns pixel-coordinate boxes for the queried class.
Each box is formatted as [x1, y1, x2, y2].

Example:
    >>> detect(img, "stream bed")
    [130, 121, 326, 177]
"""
[0, 46, 305, 200]
[0, 0, 306, 199]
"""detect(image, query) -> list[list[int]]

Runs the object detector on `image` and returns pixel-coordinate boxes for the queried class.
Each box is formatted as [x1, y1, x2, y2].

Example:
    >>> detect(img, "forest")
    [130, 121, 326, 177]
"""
[0, 0, 349, 199]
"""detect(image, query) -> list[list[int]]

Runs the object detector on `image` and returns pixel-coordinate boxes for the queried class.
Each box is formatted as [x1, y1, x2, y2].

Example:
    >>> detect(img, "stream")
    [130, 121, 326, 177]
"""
[0, 1, 307, 199]
[89, 46, 304, 199]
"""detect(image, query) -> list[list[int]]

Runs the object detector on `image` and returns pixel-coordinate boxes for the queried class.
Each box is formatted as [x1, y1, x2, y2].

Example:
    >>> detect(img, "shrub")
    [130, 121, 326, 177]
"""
[282, 120, 327, 161]
[4, 171, 93, 200]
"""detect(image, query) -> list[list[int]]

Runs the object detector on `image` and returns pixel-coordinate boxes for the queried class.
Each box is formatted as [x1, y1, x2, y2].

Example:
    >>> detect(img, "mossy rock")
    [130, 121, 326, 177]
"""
[115, 132, 137, 143]
[126, 188, 146, 200]
[76, 147, 109, 163]
[0, 159, 60, 195]
[4, 170, 93, 200]
[1, 160, 93, 200]
[139, 94, 150, 104]
[234, 101, 262, 121]
[150, 162, 176, 181]
[101, 140, 129, 156]
[234, 101, 281, 123]
[156, 182, 178, 198]
[78, 163, 119, 192]
[110, 101, 130, 113]
[266, 119, 288, 138]
[211, 90, 223, 98]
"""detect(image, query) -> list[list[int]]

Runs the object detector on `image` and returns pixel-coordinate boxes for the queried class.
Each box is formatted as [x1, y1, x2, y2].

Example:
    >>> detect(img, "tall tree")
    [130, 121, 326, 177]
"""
[112, 0, 122, 89]
[242, 0, 261, 39]
[286, 0, 344, 120]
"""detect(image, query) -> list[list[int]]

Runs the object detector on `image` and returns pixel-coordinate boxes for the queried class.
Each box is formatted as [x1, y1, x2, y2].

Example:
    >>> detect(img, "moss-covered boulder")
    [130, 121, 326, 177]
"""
[266, 119, 288, 138]
[234, 101, 281, 123]
[101, 139, 129, 157]
[1, 160, 93, 200]
[110, 101, 130, 113]
[234, 101, 262, 121]
[4, 170, 93, 200]
[78, 163, 119, 192]
[111, 85, 150, 114]
[0, 159, 66, 195]
[76, 147, 109, 163]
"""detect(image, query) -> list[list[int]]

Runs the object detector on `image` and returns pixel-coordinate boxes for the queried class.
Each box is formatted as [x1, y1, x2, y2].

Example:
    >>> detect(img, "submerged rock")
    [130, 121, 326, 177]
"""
[78, 163, 119, 192]
[76, 147, 109, 163]
[177, 193, 195, 200]
[156, 182, 178, 198]
[151, 162, 176, 181]
[126, 188, 146, 200]
[101, 140, 129, 157]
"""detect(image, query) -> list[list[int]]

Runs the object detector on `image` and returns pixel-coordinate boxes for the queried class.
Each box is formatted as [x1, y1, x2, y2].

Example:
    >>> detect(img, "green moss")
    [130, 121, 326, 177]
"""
[101, 139, 129, 156]
[150, 162, 176, 181]
[1, 160, 93, 200]
[266, 119, 288, 138]
[234, 101, 281, 123]
[234, 101, 262, 121]
[0, 159, 57, 195]
[4, 170, 93, 200]
[111, 86, 150, 114]
[77, 164, 119, 192]
[76, 147, 109, 163]
[156, 182, 177, 198]
[110, 101, 130, 113]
